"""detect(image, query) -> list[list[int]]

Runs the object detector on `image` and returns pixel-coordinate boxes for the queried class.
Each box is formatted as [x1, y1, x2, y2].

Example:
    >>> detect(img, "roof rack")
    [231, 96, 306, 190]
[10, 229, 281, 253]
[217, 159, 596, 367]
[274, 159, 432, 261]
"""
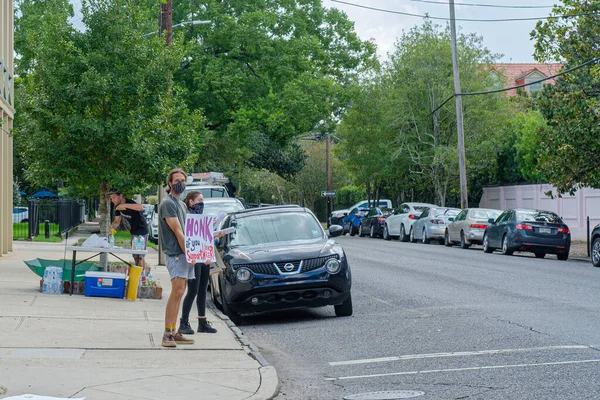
[233, 204, 303, 215]
[189, 172, 229, 185]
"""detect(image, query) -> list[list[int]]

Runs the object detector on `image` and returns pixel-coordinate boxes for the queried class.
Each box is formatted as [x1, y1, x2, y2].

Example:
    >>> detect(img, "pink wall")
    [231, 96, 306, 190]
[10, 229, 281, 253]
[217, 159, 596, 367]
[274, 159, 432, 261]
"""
[479, 184, 600, 240]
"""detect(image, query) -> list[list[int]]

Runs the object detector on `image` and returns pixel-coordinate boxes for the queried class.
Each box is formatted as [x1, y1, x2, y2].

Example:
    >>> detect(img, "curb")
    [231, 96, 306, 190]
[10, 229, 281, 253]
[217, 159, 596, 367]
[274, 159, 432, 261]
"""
[210, 301, 280, 400]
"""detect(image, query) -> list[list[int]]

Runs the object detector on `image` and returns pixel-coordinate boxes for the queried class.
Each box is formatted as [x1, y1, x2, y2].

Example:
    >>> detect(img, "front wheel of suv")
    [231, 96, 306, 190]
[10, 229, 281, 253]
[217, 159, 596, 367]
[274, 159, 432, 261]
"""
[335, 293, 353, 317]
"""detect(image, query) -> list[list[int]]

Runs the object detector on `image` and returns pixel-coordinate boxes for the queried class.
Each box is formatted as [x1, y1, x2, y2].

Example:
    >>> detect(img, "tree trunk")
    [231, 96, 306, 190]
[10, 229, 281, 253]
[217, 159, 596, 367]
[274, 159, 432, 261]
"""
[98, 182, 111, 270]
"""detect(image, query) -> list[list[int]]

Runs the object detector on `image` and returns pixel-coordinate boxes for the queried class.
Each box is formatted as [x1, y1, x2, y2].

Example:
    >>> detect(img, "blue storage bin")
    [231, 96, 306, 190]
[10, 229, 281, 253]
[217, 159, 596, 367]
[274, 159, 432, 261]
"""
[84, 271, 126, 299]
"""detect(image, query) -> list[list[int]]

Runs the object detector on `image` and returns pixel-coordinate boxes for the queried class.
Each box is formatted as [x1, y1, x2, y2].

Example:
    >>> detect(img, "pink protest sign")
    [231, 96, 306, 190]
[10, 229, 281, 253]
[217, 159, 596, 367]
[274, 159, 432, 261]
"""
[184, 214, 216, 264]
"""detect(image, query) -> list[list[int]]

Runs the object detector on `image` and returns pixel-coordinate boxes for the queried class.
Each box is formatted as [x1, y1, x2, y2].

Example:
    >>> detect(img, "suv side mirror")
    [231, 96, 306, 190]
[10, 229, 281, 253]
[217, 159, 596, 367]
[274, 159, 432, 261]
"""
[488, 218, 495, 224]
[448, 217, 455, 222]
[328, 225, 343, 238]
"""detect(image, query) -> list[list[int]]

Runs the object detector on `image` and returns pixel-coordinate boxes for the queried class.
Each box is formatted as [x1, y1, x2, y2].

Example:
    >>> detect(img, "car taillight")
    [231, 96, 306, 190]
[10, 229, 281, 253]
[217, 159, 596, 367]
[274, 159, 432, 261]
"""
[515, 224, 534, 231]
[355, 214, 361, 218]
[408, 214, 417, 220]
[430, 219, 444, 224]
[470, 224, 487, 229]
[377, 217, 386, 222]
[558, 227, 570, 234]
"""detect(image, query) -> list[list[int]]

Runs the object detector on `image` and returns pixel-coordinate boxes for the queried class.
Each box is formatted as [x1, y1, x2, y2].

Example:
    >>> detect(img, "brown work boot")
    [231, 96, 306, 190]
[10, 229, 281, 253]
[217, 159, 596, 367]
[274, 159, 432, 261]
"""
[161, 333, 177, 348]
[173, 332, 194, 345]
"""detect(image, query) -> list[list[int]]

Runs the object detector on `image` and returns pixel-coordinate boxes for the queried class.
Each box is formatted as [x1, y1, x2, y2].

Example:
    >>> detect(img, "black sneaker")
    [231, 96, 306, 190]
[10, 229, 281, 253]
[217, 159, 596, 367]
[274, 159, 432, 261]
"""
[178, 319, 194, 335]
[198, 319, 217, 333]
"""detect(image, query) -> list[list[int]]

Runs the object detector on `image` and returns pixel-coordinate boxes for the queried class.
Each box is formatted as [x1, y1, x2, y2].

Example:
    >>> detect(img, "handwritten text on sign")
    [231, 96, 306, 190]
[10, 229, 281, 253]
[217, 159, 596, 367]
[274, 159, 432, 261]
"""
[185, 214, 216, 263]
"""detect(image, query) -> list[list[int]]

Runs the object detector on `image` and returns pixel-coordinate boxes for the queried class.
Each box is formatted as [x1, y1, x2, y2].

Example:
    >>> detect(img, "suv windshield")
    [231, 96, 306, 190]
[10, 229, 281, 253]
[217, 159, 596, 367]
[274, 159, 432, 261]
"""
[230, 212, 324, 246]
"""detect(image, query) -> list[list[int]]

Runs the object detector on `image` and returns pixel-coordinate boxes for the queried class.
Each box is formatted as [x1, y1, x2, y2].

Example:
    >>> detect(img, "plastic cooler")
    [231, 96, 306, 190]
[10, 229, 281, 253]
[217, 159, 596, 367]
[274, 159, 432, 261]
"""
[84, 271, 126, 298]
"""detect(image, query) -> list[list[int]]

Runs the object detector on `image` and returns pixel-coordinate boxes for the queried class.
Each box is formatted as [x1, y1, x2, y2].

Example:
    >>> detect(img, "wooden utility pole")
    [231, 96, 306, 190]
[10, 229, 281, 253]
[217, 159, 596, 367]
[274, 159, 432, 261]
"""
[159, 0, 173, 46]
[449, 0, 468, 208]
[326, 132, 332, 218]
[157, 0, 173, 266]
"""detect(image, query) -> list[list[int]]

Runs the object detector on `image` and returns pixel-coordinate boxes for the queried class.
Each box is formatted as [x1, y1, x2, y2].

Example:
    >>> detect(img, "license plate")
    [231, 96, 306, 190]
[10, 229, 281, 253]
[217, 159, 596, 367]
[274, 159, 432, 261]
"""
[539, 228, 551, 234]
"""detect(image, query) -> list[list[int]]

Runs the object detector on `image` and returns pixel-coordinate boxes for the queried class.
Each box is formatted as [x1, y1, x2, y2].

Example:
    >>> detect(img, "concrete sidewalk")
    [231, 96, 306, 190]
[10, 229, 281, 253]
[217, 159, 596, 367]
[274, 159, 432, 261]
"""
[0, 231, 278, 400]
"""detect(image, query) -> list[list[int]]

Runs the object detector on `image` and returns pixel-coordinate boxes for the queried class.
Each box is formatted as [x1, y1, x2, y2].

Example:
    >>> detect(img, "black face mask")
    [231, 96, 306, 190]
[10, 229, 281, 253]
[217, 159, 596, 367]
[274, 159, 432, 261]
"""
[189, 202, 204, 214]
[171, 181, 186, 194]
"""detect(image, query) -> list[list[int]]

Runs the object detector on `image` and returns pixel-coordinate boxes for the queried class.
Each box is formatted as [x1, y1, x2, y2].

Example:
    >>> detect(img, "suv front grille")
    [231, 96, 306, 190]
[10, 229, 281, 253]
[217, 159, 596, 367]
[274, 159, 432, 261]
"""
[236, 254, 340, 275]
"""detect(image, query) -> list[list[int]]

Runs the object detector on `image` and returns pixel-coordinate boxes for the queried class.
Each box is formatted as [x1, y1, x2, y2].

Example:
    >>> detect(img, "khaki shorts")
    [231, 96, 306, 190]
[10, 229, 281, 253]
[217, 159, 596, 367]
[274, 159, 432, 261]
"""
[165, 255, 195, 280]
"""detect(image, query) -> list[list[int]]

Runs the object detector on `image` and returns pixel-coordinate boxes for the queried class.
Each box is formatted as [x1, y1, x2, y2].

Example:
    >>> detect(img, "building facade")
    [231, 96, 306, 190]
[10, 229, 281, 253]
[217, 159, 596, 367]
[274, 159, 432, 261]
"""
[489, 63, 562, 97]
[1, 0, 15, 256]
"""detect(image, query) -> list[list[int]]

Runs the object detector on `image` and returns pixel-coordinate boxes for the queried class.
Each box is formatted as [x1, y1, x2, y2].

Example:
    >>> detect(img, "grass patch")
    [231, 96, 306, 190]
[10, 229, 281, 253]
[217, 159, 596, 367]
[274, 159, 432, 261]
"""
[13, 222, 62, 241]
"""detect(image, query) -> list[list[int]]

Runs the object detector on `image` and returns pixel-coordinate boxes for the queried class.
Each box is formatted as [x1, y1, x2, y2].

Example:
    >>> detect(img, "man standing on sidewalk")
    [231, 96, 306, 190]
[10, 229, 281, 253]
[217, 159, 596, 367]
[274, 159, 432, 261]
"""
[108, 189, 149, 270]
[158, 168, 195, 348]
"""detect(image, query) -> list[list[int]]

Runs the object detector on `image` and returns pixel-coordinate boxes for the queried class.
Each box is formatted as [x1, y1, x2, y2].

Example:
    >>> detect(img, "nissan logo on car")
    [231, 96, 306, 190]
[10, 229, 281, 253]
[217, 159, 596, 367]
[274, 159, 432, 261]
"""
[283, 263, 295, 272]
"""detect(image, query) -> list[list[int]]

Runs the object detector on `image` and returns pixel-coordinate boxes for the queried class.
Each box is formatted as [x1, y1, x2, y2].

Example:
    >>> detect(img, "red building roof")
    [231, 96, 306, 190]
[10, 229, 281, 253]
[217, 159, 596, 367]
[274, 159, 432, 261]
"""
[490, 63, 563, 96]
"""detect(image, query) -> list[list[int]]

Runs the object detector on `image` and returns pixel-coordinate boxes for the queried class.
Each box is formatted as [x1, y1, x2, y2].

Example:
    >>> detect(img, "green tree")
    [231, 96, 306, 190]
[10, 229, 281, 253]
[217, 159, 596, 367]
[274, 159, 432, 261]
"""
[531, 0, 600, 194]
[14, 0, 202, 233]
[291, 140, 346, 210]
[172, 0, 378, 177]
[389, 21, 514, 206]
[336, 80, 402, 204]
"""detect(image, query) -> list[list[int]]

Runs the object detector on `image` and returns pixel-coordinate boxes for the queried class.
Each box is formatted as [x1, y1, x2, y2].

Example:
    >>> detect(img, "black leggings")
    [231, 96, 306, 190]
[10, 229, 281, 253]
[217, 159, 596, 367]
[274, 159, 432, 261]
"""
[181, 263, 210, 321]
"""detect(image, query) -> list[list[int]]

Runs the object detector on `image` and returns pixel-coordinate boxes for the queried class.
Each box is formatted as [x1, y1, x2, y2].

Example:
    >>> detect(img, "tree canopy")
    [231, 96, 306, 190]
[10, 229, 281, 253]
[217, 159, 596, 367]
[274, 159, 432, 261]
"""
[531, 0, 600, 194]
[337, 21, 514, 206]
[171, 0, 378, 177]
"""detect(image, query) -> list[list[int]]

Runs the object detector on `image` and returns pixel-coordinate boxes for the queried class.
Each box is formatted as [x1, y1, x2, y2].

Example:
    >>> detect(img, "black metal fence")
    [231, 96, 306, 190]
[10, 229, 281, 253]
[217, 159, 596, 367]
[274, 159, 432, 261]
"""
[13, 199, 85, 240]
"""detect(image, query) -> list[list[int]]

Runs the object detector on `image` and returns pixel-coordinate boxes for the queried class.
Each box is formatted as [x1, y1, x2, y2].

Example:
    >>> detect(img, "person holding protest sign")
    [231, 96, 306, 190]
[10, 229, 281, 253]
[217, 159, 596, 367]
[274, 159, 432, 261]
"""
[108, 188, 149, 269]
[178, 191, 220, 335]
[158, 168, 195, 348]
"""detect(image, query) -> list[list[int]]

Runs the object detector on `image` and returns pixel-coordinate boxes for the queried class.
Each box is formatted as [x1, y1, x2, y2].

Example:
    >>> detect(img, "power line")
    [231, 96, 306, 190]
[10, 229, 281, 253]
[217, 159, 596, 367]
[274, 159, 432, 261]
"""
[407, 0, 554, 9]
[330, 0, 597, 22]
[427, 56, 600, 117]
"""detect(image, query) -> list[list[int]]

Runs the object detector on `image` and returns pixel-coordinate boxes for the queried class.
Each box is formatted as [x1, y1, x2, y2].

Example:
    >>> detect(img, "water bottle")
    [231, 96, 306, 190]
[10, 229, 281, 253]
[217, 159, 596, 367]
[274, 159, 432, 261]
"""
[109, 234, 115, 248]
[55, 267, 63, 294]
[41, 271, 49, 294]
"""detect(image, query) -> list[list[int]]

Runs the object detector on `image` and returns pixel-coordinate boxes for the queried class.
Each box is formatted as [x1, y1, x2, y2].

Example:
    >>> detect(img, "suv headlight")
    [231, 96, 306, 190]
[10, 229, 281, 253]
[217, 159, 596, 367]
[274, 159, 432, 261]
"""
[325, 258, 341, 274]
[236, 267, 253, 282]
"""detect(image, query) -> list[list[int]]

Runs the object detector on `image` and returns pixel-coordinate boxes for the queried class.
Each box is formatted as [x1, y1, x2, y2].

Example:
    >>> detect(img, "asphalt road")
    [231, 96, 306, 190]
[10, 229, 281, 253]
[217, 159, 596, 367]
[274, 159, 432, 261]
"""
[240, 235, 600, 400]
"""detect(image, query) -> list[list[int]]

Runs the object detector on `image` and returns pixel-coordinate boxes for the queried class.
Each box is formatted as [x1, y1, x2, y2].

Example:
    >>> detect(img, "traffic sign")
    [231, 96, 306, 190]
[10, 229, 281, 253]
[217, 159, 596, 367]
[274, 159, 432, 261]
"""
[321, 191, 336, 197]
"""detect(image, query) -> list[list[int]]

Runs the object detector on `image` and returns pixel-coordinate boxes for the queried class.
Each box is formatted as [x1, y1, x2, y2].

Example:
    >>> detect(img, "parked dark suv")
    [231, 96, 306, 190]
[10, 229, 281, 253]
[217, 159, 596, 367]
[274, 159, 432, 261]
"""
[591, 223, 600, 267]
[210, 205, 352, 323]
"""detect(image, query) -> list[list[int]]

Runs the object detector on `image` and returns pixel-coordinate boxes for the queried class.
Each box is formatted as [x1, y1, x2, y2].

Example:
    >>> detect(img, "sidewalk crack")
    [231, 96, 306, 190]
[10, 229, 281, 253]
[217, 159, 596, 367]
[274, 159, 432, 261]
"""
[15, 317, 25, 332]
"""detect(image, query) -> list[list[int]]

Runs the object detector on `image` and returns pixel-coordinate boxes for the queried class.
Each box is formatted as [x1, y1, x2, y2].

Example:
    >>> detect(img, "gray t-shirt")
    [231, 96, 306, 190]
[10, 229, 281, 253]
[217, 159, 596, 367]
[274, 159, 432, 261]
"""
[158, 194, 187, 256]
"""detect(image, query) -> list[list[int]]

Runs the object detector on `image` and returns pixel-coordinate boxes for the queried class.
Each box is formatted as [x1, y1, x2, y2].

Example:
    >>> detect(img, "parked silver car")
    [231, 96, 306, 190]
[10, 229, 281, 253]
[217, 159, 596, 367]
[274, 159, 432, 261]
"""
[410, 207, 460, 244]
[384, 202, 438, 241]
[445, 208, 502, 248]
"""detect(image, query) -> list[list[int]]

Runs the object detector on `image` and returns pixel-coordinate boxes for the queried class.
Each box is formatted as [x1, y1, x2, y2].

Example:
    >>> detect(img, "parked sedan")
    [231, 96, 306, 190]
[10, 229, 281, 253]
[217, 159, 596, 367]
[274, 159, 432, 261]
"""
[482, 208, 571, 260]
[410, 207, 460, 244]
[358, 207, 394, 238]
[445, 208, 502, 248]
[384, 202, 438, 241]
[210, 206, 352, 323]
[342, 207, 370, 236]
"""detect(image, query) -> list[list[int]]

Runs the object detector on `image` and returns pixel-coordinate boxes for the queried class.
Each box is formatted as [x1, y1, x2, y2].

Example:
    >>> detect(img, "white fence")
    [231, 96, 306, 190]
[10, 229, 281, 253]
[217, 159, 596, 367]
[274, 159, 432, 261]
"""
[479, 184, 600, 241]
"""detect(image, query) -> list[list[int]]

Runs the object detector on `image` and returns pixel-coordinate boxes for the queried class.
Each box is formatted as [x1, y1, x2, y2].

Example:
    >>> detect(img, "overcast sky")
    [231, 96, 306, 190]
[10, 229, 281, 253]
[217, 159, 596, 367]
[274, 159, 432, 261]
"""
[71, 0, 556, 63]
[322, 0, 557, 63]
